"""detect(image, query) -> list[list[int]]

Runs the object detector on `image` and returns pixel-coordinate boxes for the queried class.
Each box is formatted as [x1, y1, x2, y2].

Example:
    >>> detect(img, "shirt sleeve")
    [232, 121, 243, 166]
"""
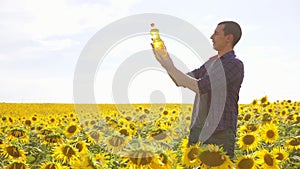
[186, 65, 206, 79]
[197, 59, 244, 93]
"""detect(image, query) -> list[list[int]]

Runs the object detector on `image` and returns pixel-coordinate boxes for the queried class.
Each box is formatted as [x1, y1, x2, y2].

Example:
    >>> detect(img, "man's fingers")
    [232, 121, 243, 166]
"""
[151, 43, 161, 61]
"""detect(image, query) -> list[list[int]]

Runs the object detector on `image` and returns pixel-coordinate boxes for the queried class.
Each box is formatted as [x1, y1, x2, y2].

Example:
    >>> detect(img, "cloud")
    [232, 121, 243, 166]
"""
[0, 0, 142, 102]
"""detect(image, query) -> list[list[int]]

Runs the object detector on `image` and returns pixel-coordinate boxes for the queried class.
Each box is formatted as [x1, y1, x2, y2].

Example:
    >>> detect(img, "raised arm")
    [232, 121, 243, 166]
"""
[151, 46, 201, 94]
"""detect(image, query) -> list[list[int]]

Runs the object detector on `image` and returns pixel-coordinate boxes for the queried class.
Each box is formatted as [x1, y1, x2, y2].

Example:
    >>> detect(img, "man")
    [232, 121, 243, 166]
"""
[151, 21, 244, 159]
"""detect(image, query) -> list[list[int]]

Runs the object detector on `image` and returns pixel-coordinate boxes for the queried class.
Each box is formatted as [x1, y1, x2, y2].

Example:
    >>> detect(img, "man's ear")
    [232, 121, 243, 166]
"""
[226, 34, 234, 44]
[226, 34, 234, 47]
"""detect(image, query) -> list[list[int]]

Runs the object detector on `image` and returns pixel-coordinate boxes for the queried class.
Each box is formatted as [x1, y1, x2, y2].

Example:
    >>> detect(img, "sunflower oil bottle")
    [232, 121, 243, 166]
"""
[150, 23, 168, 57]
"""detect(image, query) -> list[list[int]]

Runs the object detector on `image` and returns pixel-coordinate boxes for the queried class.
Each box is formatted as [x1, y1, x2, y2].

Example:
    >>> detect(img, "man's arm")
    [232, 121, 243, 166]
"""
[152, 47, 201, 94]
[166, 65, 201, 94]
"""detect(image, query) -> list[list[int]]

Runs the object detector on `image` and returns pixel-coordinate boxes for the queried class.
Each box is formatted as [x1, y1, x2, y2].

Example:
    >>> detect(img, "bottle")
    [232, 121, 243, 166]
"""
[150, 23, 168, 57]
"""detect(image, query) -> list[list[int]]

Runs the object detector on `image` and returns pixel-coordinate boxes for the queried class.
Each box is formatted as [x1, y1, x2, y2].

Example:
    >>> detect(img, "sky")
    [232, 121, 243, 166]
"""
[0, 0, 299, 104]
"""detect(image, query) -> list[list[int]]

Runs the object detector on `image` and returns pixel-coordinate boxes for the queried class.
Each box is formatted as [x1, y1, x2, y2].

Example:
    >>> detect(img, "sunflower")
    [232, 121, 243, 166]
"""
[48, 115, 58, 125]
[251, 99, 259, 106]
[148, 128, 172, 143]
[279, 108, 288, 118]
[6, 127, 29, 143]
[237, 132, 259, 152]
[106, 134, 128, 153]
[256, 149, 280, 169]
[43, 133, 64, 145]
[260, 123, 279, 144]
[118, 126, 133, 137]
[38, 128, 54, 138]
[52, 143, 79, 164]
[271, 147, 289, 164]
[198, 144, 234, 169]
[238, 123, 260, 134]
[260, 95, 269, 105]
[118, 117, 130, 127]
[235, 154, 258, 169]
[64, 123, 81, 138]
[40, 161, 69, 169]
[286, 136, 300, 150]
[122, 149, 162, 169]
[181, 142, 203, 168]
[4, 161, 29, 169]
[93, 153, 109, 168]
[156, 150, 176, 169]
[70, 154, 94, 169]
[71, 140, 89, 155]
[0, 144, 27, 161]
[87, 131, 103, 143]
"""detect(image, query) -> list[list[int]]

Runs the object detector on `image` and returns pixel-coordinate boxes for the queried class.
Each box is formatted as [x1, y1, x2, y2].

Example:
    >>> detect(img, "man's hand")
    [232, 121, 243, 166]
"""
[151, 43, 174, 70]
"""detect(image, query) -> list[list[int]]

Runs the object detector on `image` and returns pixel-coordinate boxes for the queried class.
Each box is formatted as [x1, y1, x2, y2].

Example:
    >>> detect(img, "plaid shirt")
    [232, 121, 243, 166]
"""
[188, 50, 244, 133]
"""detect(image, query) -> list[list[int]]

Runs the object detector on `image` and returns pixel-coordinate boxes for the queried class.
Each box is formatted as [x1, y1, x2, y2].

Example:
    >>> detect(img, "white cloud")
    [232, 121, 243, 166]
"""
[36, 38, 79, 51]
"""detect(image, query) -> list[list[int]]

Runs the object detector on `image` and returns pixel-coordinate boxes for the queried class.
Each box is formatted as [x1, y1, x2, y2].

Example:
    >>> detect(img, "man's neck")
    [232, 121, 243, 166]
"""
[217, 48, 233, 58]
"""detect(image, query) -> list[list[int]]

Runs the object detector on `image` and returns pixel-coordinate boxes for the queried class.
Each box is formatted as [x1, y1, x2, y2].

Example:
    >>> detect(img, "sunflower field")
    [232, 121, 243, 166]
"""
[0, 96, 299, 169]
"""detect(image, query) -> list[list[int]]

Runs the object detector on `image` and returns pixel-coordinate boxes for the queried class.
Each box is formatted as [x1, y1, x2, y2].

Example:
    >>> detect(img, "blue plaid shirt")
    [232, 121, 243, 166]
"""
[188, 50, 244, 133]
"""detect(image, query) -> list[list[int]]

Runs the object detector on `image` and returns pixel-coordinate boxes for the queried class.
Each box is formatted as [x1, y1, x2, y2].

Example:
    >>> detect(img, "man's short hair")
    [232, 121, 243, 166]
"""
[218, 21, 242, 48]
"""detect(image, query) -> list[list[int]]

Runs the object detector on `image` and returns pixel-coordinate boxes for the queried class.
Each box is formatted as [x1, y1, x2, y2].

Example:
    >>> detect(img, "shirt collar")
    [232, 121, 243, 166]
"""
[220, 50, 235, 60]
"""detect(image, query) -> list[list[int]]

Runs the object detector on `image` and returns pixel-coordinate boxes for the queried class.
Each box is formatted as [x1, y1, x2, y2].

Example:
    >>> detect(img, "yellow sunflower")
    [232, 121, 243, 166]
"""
[6, 127, 29, 143]
[237, 132, 259, 152]
[260, 95, 269, 105]
[279, 108, 289, 118]
[38, 128, 54, 138]
[71, 154, 93, 169]
[156, 150, 175, 169]
[52, 143, 79, 164]
[0, 144, 27, 161]
[64, 122, 81, 138]
[106, 134, 128, 153]
[147, 128, 172, 143]
[43, 133, 63, 145]
[73, 140, 89, 155]
[40, 161, 69, 169]
[260, 123, 279, 144]
[199, 144, 234, 169]
[122, 149, 162, 169]
[271, 147, 289, 164]
[118, 127, 132, 137]
[4, 161, 29, 169]
[181, 142, 203, 168]
[286, 136, 300, 150]
[235, 154, 258, 169]
[238, 123, 260, 134]
[93, 153, 109, 168]
[256, 149, 280, 169]
[251, 99, 259, 106]
[87, 131, 103, 143]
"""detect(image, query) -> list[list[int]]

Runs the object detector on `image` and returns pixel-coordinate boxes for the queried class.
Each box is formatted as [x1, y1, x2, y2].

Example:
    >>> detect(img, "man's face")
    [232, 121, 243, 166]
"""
[210, 24, 231, 51]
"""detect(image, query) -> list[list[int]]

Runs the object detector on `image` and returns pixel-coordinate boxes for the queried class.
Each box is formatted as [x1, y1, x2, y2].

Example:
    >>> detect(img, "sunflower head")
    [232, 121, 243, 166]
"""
[181, 142, 203, 167]
[64, 123, 81, 138]
[286, 136, 300, 150]
[106, 134, 128, 153]
[0, 143, 27, 161]
[52, 143, 79, 164]
[40, 161, 69, 169]
[4, 161, 29, 169]
[122, 149, 161, 168]
[271, 147, 289, 163]
[257, 149, 280, 168]
[43, 134, 63, 145]
[199, 144, 234, 168]
[238, 132, 259, 152]
[260, 123, 279, 144]
[235, 154, 258, 169]
[7, 127, 29, 143]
